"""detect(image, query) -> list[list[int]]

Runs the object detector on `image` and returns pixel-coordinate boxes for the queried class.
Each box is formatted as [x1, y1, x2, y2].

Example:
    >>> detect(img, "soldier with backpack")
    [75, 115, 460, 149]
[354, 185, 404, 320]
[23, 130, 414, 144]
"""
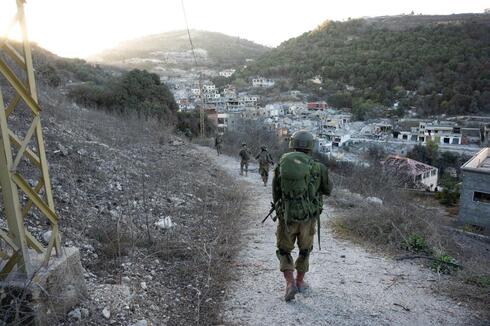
[215, 133, 223, 156]
[239, 143, 251, 176]
[255, 146, 274, 186]
[272, 130, 332, 301]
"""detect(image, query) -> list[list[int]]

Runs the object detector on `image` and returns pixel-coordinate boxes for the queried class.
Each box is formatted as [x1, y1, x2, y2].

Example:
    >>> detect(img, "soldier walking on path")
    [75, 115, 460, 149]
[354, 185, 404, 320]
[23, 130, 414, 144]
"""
[272, 130, 332, 302]
[239, 143, 251, 176]
[255, 146, 274, 186]
[215, 133, 223, 156]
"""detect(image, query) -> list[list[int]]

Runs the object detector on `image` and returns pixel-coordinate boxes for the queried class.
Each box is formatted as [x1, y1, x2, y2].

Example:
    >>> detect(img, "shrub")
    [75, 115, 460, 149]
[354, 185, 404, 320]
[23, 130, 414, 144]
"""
[402, 234, 429, 253]
[431, 253, 458, 274]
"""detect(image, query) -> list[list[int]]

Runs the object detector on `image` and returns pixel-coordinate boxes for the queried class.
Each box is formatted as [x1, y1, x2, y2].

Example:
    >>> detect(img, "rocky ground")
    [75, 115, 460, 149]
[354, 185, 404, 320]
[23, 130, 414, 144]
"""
[199, 149, 489, 326]
[2, 90, 244, 325]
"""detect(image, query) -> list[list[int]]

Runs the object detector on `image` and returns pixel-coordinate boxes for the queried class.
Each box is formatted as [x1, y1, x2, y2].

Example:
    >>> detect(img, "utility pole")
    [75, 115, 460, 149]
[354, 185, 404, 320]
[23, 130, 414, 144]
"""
[0, 0, 61, 279]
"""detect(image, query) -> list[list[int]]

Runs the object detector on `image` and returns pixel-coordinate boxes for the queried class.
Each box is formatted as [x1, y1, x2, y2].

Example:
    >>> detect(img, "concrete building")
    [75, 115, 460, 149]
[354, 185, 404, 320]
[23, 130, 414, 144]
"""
[316, 138, 333, 155]
[417, 121, 462, 144]
[219, 69, 236, 77]
[252, 77, 275, 88]
[307, 101, 328, 110]
[459, 148, 490, 228]
[383, 156, 438, 191]
[310, 75, 323, 84]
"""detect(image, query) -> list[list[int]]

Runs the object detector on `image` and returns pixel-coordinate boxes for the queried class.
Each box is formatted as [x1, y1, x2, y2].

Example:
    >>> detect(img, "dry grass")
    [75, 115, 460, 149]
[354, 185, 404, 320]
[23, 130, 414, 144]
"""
[328, 163, 490, 317]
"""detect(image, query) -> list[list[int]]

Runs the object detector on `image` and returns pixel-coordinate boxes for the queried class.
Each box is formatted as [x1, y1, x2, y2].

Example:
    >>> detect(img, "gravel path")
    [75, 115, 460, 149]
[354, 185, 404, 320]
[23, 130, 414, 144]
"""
[199, 147, 479, 326]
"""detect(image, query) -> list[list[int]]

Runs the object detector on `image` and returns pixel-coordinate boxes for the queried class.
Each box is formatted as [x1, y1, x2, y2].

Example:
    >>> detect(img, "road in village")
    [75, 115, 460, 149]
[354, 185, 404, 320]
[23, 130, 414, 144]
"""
[197, 146, 481, 326]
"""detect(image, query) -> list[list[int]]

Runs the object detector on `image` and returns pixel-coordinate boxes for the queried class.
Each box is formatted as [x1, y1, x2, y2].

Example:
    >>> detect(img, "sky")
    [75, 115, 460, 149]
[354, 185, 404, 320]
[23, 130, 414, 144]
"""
[0, 0, 488, 58]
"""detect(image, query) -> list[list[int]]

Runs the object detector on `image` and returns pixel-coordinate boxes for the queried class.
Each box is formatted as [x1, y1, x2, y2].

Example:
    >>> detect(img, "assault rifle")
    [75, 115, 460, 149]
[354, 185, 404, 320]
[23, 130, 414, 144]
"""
[261, 200, 279, 223]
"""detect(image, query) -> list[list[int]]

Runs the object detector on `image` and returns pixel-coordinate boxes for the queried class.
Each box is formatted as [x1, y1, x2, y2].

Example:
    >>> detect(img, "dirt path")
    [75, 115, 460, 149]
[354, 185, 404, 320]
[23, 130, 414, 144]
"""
[198, 147, 480, 326]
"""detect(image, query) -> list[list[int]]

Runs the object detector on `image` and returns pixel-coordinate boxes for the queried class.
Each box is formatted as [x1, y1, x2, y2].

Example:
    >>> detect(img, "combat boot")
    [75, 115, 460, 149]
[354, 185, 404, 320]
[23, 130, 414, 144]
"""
[296, 271, 306, 292]
[283, 270, 298, 301]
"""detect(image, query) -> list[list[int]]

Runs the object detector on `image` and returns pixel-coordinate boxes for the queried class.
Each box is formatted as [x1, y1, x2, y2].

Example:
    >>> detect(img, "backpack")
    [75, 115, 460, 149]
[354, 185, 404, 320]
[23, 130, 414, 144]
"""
[278, 151, 323, 223]
[239, 149, 250, 161]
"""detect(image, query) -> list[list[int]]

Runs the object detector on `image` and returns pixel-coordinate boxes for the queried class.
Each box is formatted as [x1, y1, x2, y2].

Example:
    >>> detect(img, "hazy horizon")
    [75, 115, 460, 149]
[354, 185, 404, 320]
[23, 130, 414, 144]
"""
[0, 0, 488, 59]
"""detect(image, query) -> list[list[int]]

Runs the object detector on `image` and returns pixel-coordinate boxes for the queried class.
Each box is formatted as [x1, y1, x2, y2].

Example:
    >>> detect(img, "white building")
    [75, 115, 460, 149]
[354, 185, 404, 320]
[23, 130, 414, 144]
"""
[252, 77, 275, 88]
[202, 84, 216, 92]
[219, 69, 236, 78]
[417, 122, 462, 145]
[310, 75, 323, 84]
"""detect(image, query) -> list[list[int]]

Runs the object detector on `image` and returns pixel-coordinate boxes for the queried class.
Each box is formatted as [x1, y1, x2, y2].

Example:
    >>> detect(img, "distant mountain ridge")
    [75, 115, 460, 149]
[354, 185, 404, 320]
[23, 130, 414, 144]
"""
[91, 30, 270, 70]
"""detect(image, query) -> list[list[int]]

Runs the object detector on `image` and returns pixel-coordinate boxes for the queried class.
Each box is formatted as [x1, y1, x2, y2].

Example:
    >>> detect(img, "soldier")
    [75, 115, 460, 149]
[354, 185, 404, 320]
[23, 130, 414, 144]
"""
[215, 133, 223, 156]
[238, 143, 251, 176]
[255, 145, 274, 186]
[272, 130, 332, 301]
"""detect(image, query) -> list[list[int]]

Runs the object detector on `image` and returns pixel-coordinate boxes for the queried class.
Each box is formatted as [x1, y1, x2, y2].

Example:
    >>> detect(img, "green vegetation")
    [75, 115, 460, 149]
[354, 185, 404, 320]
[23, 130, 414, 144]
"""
[465, 275, 490, 288]
[407, 142, 471, 173]
[175, 111, 216, 139]
[240, 17, 490, 116]
[431, 253, 459, 274]
[68, 69, 178, 121]
[436, 174, 460, 206]
[402, 234, 429, 253]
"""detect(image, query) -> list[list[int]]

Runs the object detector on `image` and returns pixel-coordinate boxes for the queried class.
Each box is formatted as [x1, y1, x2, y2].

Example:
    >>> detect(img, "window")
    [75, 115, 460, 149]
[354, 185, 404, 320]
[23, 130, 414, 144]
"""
[444, 138, 450, 144]
[474, 192, 490, 204]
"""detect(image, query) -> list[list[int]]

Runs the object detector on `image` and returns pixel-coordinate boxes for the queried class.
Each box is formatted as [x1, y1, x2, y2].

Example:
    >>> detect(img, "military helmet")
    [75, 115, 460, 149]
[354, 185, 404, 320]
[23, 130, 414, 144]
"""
[289, 130, 315, 151]
[261, 145, 267, 150]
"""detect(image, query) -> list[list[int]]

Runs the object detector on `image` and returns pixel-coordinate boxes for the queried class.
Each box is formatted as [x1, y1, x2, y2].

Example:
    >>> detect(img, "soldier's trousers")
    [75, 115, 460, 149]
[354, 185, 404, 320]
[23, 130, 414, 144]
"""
[240, 160, 249, 175]
[276, 218, 315, 273]
[259, 165, 269, 184]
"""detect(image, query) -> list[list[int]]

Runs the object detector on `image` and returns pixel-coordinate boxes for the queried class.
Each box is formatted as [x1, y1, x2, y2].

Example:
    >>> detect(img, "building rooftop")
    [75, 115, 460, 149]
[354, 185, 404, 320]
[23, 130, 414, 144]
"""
[383, 156, 436, 176]
[461, 148, 490, 174]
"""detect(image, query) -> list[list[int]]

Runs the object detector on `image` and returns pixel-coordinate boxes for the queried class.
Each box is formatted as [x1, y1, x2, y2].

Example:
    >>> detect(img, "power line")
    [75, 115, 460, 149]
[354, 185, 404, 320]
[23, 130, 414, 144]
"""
[180, 0, 205, 138]
[181, 0, 198, 66]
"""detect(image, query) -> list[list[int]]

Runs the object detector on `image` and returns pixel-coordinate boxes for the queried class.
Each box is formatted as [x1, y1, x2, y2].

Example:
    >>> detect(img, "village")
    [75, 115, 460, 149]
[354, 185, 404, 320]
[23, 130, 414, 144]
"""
[164, 69, 490, 230]
[166, 70, 489, 151]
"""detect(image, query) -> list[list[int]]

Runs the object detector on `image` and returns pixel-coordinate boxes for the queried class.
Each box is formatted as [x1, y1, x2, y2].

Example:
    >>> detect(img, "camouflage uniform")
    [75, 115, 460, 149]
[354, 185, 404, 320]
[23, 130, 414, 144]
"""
[215, 135, 223, 155]
[239, 145, 251, 176]
[272, 156, 331, 273]
[255, 148, 274, 186]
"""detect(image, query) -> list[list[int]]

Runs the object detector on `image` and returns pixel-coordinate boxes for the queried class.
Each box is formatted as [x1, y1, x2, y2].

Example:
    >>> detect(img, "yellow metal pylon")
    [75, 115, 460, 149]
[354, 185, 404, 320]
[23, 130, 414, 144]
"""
[0, 0, 60, 279]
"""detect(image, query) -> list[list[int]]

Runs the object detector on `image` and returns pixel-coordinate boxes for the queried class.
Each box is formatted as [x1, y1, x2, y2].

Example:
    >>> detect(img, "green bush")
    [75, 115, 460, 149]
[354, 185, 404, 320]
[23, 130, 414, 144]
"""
[68, 69, 178, 122]
[402, 234, 429, 253]
[431, 253, 458, 274]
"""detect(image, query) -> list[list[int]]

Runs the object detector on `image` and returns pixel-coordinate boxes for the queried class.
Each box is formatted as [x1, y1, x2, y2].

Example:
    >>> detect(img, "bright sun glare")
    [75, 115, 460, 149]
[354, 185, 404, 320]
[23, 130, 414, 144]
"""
[1, 0, 489, 58]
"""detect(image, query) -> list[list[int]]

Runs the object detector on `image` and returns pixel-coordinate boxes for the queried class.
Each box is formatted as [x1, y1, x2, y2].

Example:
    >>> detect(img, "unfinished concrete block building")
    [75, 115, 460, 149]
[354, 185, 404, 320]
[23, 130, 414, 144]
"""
[459, 148, 490, 228]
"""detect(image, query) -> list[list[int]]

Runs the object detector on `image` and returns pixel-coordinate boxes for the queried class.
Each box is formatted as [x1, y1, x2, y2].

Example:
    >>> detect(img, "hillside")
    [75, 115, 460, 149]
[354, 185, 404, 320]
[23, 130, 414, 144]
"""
[0, 43, 213, 137]
[240, 14, 490, 117]
[1, 43, 242, 324]
[91, 30, 270, 71]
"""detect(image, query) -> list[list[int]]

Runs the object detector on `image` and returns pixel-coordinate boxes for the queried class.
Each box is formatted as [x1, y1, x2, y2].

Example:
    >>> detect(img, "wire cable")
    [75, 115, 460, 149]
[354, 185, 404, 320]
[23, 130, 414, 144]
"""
[181, 0, 198, 67]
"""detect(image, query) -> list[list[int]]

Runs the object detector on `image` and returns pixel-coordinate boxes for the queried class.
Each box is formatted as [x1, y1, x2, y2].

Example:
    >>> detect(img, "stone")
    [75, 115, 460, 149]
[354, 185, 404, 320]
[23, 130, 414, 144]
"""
[80, 308, 90, 318]
[102, 307, 111, 319]
[133, 320, 148, 326]
[68, 308, 81, 320]
[155, 216, 174, 230]
[42, 230, 52, 243]
[0, 247, 87, 326]
[141, 281, 147, 290]
[366, 196, 383, 205]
